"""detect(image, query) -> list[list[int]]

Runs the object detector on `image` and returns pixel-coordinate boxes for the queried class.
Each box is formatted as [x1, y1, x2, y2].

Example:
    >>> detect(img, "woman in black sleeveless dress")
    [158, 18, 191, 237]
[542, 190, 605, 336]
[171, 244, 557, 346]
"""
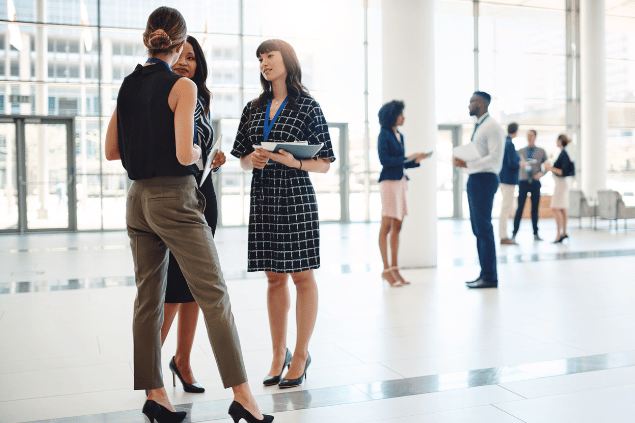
[159, 35, 224, 395]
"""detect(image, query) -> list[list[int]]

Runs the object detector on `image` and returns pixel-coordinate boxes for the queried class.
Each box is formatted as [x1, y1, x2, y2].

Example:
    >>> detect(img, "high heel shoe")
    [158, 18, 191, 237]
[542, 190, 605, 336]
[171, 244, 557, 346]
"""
[381, 267, 403, 287]
[553, 234, 568, 244]
[228, 400, 274, 423]
[142, 400, 186, 423]
[278, 353, 310, 389]
[169, 356, 205, 393]
[391, 267, 411, 285]
[263, 348, 292, 386]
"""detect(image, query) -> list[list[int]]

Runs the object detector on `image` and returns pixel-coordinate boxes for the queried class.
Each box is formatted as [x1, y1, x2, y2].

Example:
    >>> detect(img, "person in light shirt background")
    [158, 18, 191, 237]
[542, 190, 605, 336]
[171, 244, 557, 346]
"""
[453, 91, 505, 289]
[498, 122, 520, 245]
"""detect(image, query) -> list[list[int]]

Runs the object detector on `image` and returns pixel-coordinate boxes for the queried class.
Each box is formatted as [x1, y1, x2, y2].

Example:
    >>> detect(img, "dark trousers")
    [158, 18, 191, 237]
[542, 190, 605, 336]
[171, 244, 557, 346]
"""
[513, 179, 541, 236]
[467, 173, 499, 282]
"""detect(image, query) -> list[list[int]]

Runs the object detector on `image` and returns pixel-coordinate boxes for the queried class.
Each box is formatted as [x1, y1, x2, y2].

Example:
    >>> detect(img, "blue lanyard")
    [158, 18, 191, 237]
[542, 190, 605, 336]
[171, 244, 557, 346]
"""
[263, 97, 288, 143]
[527, 146, 536, 159]
[471, 115, 488, 141]
[145, 57, 171, 71]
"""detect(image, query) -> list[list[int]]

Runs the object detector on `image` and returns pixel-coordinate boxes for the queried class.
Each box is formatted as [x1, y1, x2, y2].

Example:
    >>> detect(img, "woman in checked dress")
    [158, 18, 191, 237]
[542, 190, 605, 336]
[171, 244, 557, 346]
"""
[231, 39, 335, 389]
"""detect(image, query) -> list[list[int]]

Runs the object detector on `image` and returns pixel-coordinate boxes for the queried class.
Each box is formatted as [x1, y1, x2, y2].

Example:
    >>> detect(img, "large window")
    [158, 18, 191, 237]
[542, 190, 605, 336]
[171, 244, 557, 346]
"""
[0, 0, 375, 230]
[1, 1, 631, 232]
[435, 0, 569, 218]
[605, 12, 635, 197]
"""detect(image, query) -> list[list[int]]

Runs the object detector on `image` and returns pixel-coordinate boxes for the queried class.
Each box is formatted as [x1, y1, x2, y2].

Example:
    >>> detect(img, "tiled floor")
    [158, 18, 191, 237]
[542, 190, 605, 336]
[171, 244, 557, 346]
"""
[1, 219, 635, 422]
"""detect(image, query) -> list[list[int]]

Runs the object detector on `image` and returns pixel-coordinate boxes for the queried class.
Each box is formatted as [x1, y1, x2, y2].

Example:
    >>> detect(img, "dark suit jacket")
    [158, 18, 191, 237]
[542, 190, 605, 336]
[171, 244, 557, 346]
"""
[378, 127, 420, 183]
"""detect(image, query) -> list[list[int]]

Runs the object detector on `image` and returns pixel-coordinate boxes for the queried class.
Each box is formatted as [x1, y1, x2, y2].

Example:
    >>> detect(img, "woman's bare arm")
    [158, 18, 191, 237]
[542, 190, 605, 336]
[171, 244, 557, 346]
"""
[170, 78, 200, 166]
[105, 108, 120, 161]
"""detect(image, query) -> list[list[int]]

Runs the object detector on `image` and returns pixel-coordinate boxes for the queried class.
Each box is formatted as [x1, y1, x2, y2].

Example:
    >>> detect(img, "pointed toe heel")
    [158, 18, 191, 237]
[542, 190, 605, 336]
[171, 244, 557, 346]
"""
[279, 353, 311, 389]
[228, 400, 274, 423]
[263, 348, 292, 386]
[142, 400, 187, 423]
[169, 356, 205, 393]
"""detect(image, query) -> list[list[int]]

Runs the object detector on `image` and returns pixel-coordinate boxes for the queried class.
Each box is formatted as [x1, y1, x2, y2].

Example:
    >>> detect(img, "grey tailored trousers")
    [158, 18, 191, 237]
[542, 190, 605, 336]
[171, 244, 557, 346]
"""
[126, 175, 247, 390]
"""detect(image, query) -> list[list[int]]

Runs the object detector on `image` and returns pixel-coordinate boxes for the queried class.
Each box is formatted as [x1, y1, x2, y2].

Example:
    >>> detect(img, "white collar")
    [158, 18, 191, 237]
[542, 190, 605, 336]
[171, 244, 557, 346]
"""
[476, 112, 489, 124]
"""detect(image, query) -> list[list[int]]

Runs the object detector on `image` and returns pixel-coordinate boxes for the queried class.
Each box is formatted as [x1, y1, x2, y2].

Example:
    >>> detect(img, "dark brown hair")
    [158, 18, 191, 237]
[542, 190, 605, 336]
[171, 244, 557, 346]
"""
[378, 100, 405, 128]
[186, 36, 212, 116]
[507, 122, 518, 135]
[253, 39, 309, 111]
[143, 7, 187, 56]
[557, 134, 570, 147]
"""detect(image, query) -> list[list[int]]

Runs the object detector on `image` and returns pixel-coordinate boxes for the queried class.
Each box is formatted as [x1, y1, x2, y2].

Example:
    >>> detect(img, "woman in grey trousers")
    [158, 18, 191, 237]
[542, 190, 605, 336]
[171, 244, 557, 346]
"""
[104, 6, 272, 423]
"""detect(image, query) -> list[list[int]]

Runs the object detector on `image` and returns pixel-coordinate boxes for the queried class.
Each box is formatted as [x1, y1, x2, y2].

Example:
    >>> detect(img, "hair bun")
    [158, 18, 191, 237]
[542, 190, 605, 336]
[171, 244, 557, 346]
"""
[148, 29, 171, 49]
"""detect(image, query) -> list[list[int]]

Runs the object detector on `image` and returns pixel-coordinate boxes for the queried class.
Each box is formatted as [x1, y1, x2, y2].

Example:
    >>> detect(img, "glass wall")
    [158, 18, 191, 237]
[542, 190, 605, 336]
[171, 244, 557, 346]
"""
[605, 12, 635, 199]
[0, 0, 374, 230]
[1, 1, 630, 231]
[435, 0, 569, 218]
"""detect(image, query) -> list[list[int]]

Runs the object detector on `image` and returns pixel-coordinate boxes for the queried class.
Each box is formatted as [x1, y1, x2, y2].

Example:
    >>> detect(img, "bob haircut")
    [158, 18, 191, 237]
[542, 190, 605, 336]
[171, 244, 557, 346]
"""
[378, 100, 405, 128]
[185, 36, 212, 116]
[252, 39, 309, 111]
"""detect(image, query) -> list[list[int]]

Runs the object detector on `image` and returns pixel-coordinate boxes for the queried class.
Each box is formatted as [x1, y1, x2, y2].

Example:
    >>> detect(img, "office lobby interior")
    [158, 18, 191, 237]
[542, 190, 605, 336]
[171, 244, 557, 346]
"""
[2, 1, 635, 422]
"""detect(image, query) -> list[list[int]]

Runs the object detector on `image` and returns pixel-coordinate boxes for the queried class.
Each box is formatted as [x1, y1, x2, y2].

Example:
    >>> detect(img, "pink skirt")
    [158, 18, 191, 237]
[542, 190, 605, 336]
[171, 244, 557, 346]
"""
[380, 177, 408, 221]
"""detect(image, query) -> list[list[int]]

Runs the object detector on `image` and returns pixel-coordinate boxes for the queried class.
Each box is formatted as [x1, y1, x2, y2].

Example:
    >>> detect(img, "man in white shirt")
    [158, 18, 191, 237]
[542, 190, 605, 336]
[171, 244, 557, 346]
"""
[453, 91, 505, 288]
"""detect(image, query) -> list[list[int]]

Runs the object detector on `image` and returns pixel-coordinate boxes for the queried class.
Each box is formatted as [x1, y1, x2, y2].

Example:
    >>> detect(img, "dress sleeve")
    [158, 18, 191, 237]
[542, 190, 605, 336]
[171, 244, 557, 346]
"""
[195, 99, 213, 155]
[307, 100, 336, 162]
[231, 102, 254, 159]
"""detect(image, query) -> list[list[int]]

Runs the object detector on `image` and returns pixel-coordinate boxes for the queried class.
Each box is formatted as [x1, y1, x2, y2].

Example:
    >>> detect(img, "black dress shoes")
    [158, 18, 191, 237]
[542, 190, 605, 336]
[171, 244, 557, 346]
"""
[169, 356, 205, 393]
[279, 353, 311, 389]
[263, 348, 292, 386]
[466, 278, 498, 288]
[465, 277, 481, 285]
[142, 400, 186, 423]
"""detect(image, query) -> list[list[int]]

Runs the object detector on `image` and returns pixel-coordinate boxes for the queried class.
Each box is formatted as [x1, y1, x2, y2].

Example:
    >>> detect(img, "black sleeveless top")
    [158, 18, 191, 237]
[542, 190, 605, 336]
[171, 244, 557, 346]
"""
[116, 63, 198, 180]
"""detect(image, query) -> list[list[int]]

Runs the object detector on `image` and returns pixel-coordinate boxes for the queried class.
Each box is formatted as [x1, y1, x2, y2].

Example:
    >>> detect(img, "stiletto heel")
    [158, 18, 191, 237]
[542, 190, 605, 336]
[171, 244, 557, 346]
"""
[381, 267, 403, 287]
[279, 353, 310, 389]
[227, 400, 274, 423]
[391, 267, 411, 285]
[263, 348, 292, 386]
[142, 400, 186, 423]
[169, 356, 205, 393]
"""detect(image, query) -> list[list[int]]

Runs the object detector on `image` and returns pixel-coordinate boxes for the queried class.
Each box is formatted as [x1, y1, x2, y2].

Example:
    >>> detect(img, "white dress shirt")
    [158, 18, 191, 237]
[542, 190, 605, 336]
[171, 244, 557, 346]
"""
[465, 112, 505, 175]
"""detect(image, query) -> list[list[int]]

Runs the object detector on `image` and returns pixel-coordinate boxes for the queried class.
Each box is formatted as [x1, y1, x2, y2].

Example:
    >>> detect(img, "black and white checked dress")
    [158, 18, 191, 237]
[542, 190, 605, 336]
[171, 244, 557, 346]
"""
[231, 94, 336, 273]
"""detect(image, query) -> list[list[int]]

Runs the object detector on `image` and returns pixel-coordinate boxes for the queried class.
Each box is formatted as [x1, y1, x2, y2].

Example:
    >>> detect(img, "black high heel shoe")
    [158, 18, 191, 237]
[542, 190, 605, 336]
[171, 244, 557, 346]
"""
[169, 356, 205, 393]
[263, 349, 292, 386]
[142, 400, 186, 423]
[278, 353, 310, 389]
[228, 400, 274, 423]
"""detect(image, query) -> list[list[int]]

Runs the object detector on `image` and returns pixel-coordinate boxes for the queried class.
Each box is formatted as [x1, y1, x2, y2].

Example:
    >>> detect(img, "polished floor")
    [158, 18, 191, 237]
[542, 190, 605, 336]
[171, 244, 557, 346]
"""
[1, 218, 635, 422]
